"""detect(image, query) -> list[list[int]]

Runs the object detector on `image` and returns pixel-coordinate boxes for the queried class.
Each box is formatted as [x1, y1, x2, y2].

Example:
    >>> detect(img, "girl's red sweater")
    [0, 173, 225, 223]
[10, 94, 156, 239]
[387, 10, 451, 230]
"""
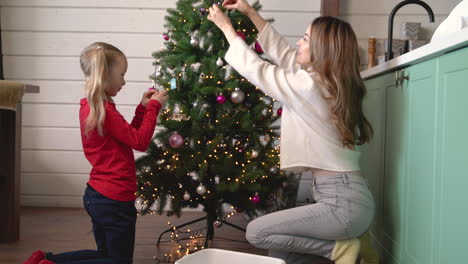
[79, 98, 161, 201]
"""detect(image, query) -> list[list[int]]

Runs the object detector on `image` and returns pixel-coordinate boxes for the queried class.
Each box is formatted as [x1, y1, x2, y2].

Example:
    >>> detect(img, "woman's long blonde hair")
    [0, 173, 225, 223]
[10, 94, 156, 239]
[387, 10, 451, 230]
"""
[309, 16, 373, 148]
[80, 42, 125, 136]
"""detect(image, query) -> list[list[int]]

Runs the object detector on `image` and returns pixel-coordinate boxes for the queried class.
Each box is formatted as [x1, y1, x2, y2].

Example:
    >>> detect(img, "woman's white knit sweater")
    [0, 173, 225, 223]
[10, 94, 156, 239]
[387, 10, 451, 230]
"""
[225, 23, 361, 173]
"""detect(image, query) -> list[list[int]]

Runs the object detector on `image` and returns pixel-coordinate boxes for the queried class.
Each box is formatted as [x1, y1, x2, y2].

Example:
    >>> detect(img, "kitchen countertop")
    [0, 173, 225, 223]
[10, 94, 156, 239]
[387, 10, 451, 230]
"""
[361, 27, 468, 80]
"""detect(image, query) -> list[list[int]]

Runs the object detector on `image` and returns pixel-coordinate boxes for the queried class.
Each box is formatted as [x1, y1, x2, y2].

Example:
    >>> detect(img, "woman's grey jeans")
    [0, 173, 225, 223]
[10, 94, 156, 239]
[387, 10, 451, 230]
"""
[246, 173, 375, 260]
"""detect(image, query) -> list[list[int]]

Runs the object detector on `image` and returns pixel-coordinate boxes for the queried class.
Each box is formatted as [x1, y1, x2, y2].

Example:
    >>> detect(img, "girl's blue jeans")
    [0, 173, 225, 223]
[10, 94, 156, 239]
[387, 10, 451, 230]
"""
[46, 185, 137, 264]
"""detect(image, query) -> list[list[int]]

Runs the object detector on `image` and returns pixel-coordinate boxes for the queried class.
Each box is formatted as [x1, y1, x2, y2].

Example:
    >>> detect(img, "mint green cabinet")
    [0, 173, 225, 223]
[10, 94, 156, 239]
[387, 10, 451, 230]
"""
[362, 46, 468, 264]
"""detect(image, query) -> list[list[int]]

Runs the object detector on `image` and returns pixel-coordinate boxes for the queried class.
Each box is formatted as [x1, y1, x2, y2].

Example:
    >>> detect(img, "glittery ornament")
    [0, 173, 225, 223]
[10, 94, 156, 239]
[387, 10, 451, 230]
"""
[277, 107, 283, 116]
[254, 41, 264, 53]
[169, 133, 184, 148]
[216, 57, 224, 67]
[196, 184, 206, 195]
[214, 219, 223, 228]
[216, 95, 226, 104]
[251, 150, 259, 158]
[237, 31, 246, 41]
[230, 88, 245, 104]
[183, 192, 191, 200]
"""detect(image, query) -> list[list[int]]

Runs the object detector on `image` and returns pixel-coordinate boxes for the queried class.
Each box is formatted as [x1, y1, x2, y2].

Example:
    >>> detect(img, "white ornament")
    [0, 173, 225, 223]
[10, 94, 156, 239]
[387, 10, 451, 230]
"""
[183, 192, 191, 200]
[191, 62, 202, 73]
[189, 171, 199, 181]
[216, 58, 224, 67]
[230, 87, 245, 104]
[214, 176, 220, 184]
[251, 150, 259, 158]
[190, 36, 199, 46]
[196, 184, 206, 195]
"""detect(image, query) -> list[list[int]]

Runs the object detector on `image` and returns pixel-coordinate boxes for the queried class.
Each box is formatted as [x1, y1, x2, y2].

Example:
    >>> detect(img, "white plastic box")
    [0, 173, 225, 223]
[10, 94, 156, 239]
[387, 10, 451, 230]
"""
[175, 248, 286, 264]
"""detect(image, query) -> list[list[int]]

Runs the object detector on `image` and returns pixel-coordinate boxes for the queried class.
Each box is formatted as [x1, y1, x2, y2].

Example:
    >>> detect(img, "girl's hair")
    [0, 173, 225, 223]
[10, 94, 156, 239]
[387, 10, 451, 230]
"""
[309, 16, 373, 148]
[80, 42, 125, 136]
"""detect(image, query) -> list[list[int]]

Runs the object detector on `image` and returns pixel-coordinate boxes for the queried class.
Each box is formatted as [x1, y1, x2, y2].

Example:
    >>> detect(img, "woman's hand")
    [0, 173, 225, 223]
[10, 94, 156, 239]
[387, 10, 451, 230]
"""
[140, 89, 156, 106]
[222, 0, 254, 15]
[207, 4, 238, 43]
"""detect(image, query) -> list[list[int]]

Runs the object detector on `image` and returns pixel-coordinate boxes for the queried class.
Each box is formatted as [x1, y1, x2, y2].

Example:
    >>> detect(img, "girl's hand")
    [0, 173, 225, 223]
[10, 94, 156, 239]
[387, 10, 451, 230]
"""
[207, 4, 238, 43]
[222, 0, 253, 15]
[151, 89, 169, 106]
[141, 89, 156, 106]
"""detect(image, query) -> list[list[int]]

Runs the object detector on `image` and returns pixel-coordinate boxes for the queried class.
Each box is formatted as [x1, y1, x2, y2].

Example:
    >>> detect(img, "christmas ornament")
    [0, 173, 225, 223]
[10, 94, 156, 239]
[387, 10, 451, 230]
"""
[237, 31, 246, 41]
[251, 150, 259, 158]
[155, 70, 162, 78]
[269, 167, 278, 174]
[216, 95, 226, 104]
[169, 133, 184, 148]
[277, 108, 283, 116]
[170, 78, 177, 90]
[264, 134, 271, 142]
[254, 41, 264, 53]
[214, 175, 220, 184]
[188, 171, 199, 181]
[216, 58, 224, 67]
[251, 193, 260, 204]
[199, 7, 207, 16]
[230, 88, 245, 104]
[190, 36, 199, 47]
[163, 34, 170, 41]
[196, 184, 206, 195]
[191, 62, 201, 72]
[183, 192, 191, 201]
[214, 219, 223, 228]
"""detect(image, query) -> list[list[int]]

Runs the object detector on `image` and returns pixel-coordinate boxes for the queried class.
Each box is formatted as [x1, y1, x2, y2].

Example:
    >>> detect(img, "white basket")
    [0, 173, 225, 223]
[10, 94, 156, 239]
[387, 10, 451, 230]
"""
[175, 249, 286, 264]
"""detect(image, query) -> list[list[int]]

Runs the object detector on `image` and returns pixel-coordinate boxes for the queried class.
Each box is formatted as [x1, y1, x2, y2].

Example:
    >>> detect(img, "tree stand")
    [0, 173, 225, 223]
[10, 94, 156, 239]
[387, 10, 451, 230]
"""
[156, 199, 246, 248]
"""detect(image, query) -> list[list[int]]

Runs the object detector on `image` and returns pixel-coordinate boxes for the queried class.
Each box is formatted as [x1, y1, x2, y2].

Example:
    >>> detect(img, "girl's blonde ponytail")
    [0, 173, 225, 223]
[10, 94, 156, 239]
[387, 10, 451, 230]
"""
[80, 42, 124, 136]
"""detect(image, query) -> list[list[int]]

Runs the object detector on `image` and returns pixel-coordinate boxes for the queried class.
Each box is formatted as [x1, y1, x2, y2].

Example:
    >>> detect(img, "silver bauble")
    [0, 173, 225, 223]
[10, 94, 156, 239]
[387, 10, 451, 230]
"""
[230, 88, 245, 104]
[196, 184, 206, 195]
[190, 37, 199, 46]
[214, 220, 223, 228]
[214, 176, 220, 184]
[269, 167, 279, 174]
[189, 171, 199, 181]
[155, 71, 162, 78]
[183, 192, 191, 200]
[216, 57, 224, 67]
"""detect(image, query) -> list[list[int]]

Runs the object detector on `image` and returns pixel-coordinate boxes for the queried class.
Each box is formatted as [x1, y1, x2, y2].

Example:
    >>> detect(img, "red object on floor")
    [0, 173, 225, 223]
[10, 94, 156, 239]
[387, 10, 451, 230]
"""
[38, 260, 56, 264]
[23, 250, 45, 264]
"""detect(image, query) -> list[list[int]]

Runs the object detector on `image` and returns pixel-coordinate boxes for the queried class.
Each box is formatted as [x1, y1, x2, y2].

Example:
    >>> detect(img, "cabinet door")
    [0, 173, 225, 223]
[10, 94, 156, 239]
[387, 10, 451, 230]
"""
[382, 69, 410, 264]
[434, 47, 468, 263]
[362, 73, 391, 246]
[400, 60, 438, 264]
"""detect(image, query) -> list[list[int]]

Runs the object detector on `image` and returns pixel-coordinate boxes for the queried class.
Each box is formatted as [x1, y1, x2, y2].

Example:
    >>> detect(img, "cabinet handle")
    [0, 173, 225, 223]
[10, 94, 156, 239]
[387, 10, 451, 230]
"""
[395, 70, 409, 88]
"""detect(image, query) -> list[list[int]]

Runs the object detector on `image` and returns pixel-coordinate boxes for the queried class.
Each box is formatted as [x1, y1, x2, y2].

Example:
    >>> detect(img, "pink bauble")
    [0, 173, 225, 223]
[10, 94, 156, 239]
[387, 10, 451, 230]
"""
[169, 133, 184, 148]
[277, 108, 283, 116]
[251, 195, 260, 204]
[216, 95, 226, 104]
[254, 41, 263, 53]
[237, 31, 246, 41]
[148, 87, 155, 91]
[163, 34, 170, 41]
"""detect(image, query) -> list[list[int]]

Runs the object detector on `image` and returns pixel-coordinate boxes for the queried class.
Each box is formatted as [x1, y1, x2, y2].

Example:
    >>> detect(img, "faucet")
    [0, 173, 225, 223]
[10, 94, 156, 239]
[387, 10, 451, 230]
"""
[386, 0, 435, 61]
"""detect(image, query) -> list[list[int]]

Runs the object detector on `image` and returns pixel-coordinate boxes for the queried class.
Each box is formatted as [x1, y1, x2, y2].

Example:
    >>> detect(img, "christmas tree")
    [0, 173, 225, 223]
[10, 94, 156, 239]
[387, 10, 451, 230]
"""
[136, 0, 295, 232]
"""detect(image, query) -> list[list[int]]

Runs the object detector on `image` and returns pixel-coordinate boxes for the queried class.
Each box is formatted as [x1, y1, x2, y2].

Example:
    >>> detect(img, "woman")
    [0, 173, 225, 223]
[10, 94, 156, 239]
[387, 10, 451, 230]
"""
[208, 1, 378, 263]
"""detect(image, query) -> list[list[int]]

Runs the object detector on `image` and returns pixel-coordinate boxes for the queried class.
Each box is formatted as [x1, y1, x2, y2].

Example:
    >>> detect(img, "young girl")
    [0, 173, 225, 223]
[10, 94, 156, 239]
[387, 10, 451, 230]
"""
[208, 1, 378, 263]
[23, 42, 168, 264]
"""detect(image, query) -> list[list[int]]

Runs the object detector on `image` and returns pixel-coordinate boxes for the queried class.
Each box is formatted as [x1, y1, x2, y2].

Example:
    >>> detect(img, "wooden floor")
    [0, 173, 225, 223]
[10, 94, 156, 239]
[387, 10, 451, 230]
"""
[0, 207, 267, 264]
